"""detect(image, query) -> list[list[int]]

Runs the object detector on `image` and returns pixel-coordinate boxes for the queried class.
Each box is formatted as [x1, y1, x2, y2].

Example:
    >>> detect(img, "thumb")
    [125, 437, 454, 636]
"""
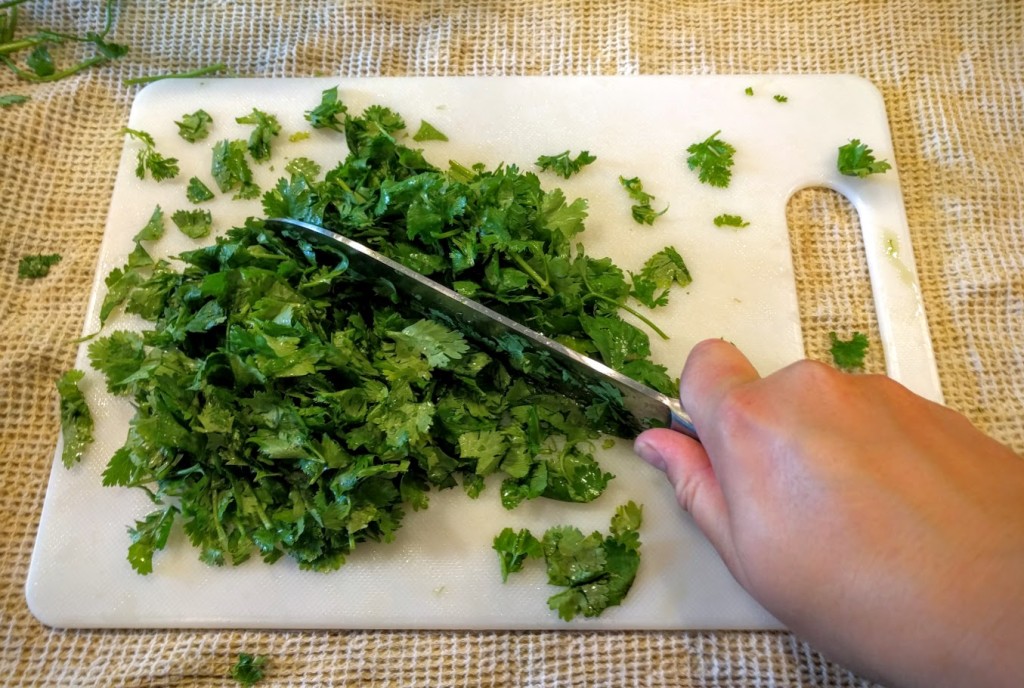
[633, 428, 738, 570]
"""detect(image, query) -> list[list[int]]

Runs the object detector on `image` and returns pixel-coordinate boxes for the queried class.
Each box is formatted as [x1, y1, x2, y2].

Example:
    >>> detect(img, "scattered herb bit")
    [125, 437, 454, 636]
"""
[230, 653, 268, 686]
[171, 208, 213, 238]
[18, 253, 61, 278]
[494, 501, 643, 620]
[175, 109, 213, 143]
[211, 139, 259, 199]
[133, 205, 165, 242]
[713, 213, 750, 228]
[686, 130, 736, 188]
[618, 175, 668, 225]
[56, 369, 94, 468]
[186, 177, 215, 203]
[837, 139, 892, 178]
[744, 86, 754, 96]
[304, 85, 347, 132]
[0, 93, 29, 108]
[236, 108, 281, 162]
[535, 150, 597, 179]
[288, 131, 311, 142]
[412, 119, 449, 142]
[125, 63, 227, 87]
[493, 527, 543, 582]
[121, 127, 180, 181]
[629, 246, 692, 309]
[0, 0, 128, 83]
[829, 331, 869, 371]
[773, 94, 788, 103]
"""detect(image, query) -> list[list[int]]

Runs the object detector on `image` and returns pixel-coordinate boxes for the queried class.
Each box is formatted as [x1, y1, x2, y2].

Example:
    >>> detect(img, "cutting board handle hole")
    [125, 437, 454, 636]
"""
[786, 187, 888, 372]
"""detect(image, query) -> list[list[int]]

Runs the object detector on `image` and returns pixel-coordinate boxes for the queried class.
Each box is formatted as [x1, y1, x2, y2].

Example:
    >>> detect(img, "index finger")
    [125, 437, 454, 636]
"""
[680, 339, 761, 437]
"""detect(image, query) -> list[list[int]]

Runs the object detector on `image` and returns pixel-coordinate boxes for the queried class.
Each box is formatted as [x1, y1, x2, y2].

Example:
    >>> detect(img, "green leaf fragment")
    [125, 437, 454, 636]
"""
[133, 205, 165, 242]
[175, 109, 213, 142]
[713, 213, 750, 228]
[686, 130, 736, 188]
[829, 331, 869, 371]
[236, 107, 281, 162]
[412, 119, 449, 142]
[186, 177, 215, 203]
[18, 253, 61, 278]
[56, 369, 94, 468]
[536, 150, 596, 179]
[837, 139, 892, 178]
[121, 127, 180, 181]
[171, 208, 213, 238]
[619, 176, 667, 225]
[0, 93, 29, 108]
[231, 653, 268, 686]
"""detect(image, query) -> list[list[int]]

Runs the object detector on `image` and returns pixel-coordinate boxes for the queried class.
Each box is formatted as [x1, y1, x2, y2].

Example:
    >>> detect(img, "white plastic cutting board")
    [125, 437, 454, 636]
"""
[27, 76, 941, 630]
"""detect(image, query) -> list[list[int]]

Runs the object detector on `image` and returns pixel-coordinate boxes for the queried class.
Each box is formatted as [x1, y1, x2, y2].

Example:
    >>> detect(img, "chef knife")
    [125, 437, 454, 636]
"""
[267, 217, 698, 440]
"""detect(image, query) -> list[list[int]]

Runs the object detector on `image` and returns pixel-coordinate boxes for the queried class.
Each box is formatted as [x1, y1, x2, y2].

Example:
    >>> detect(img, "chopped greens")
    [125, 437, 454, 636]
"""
[412, 119, 449, 142]
[773, 94, 788, 103]
[535, 150, 597, 179]
[236, 108, 281, 162]
[493, 501, 643, 620]
[619, 175, 668, 225]
[186, 176, 215, 204]
[176, 109, 213, 143]
[744, 86, 754, 96]
[18, 253, 61, 278]
[171, 208, 213, 238]
[686, 130, 736, 188]
[230, 653, 268, 686]
[56, 369, 94, 468]
[837, 139, 892, 177]
[829, 331, 869, 371]
[81, 93, 690, 582]
[713, 213, 750, 228]
[121, 127, 180, 181]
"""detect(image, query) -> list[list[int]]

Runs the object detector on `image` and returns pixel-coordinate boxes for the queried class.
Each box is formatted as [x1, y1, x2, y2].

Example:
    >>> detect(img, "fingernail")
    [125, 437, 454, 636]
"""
[633, 435, 664, 469]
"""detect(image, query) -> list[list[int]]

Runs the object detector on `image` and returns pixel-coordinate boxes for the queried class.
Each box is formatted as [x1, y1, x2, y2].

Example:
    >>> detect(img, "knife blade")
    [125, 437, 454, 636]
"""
[266, 217, 697, 440]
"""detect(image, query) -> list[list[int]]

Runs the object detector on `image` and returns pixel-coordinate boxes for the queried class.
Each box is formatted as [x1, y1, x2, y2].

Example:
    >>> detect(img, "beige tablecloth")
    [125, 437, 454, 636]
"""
[2, 2, 1021, 685]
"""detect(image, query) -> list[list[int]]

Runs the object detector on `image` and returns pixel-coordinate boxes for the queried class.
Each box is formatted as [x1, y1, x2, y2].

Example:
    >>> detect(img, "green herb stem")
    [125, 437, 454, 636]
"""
[583, 292, 669, 340]
[509, 252, 555, 297]
[1, 53, 109, 82]
[125, 62, 229, 86]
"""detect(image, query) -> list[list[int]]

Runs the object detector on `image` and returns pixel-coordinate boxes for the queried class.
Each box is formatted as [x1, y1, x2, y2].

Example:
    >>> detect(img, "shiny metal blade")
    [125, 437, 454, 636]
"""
[267, 217, 697, 439]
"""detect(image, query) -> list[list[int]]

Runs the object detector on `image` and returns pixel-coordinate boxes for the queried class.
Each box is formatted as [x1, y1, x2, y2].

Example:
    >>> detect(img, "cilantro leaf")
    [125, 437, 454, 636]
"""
[171, 208, 213, 238]
[713, 213, 750, 228]
[305, 86, 347, 132]
[175, 109, 213, 142]
[133, 205, 165, 242]
[629, 246, 692, 308]
[235, 108, 281, 162]
[492, 527, 543, 582]
[121, 127, 180, 181]
[186, 177, 215, 204]
[18, 253, 61, 279]
[127, 507, 178, 575]
[773, 94, 788, 103]
[619, 175, 668, 225]
[211, 139, 259, 199]
[837, 139, 892, 178]
[412, 119, 449, 142]
[536, 150, 597, 179]
[744, 86, 754, 96]
[497, 502, 643, 621]
[231, 653, 268, 686]
[26, 44, 55, 77]
[686, 130, 735, 188]
[829, 331, 869, 371]
[390, 319, 469, 369]
[55, 369, 94, 468]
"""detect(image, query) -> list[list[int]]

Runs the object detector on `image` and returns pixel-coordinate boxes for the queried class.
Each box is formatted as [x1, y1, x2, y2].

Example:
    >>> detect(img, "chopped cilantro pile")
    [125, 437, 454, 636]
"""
[80, 93, 696, 575]
[493, 501, 643, 620]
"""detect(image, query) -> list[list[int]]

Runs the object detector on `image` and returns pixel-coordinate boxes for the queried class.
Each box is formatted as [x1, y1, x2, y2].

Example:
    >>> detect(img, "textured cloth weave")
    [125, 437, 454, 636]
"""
[1, 1, 1021, 685]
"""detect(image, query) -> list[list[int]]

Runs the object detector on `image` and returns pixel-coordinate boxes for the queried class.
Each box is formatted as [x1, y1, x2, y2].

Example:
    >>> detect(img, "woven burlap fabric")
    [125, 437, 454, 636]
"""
[1, 1, 1020, 685]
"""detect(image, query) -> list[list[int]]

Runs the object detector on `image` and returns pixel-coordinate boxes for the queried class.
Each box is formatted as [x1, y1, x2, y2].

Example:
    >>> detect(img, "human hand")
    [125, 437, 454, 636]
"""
[633, 339, 1024, 688]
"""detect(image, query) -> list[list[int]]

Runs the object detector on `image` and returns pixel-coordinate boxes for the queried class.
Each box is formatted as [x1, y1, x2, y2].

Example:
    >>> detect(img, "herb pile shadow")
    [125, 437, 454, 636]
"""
[85, 89, 691, 578]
